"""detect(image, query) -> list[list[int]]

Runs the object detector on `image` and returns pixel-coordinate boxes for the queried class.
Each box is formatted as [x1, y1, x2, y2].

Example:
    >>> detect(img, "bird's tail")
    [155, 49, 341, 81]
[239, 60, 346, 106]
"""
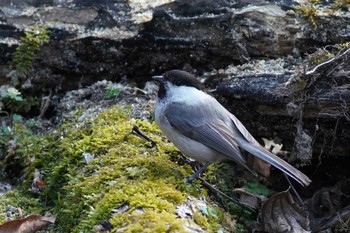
[238, 140, 311, 186]
[228, 113, 311, 186]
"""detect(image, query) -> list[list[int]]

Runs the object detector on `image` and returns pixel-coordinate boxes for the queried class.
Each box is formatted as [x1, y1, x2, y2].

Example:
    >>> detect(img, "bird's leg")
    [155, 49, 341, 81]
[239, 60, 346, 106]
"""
[175, 151, 201, 169]
[174, 151, 206, 182]
[188, 162, 211, 183]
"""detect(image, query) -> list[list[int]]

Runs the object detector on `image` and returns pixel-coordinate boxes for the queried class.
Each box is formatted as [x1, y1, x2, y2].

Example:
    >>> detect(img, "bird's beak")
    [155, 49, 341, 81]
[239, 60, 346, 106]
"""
[152, 75, 164, 83]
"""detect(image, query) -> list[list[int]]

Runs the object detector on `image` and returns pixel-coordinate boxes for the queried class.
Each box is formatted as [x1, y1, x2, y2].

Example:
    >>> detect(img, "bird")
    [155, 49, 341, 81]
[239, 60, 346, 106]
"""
[153, 70, 311, 186]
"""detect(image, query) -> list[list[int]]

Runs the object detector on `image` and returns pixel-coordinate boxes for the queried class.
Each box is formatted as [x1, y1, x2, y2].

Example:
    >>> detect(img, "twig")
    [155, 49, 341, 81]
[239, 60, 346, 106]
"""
[131, 125, 156, 147]
[306, 48, 350, 75]
[171, 151, 255, 211]
[198, 177, 255, 212]
[312, 205, 350, 232]
[38, 89, 52, 119]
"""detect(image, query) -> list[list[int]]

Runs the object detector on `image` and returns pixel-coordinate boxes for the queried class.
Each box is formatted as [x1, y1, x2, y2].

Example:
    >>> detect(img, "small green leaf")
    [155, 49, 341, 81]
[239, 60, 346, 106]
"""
[1, 126, 12, 135]
[199, 207, 209, 216]
[207, 207, 217, 218]
[200, 207, 218, 218]
[125, 166, 147, 178]
[105, 84, 121, 99]
[1, 87, 23, 101]
[12, 114, 23, 122]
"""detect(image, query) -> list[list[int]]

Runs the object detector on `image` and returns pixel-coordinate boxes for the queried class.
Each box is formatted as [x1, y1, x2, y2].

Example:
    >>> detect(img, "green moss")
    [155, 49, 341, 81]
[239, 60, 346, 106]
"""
[339, 41, 350, 49]
[0, 119, 50, 183]
[193, 211, 210, 229]
[308, 50, 333, 65]
[0, 187, 48, 223]
[332, 0, 350, 10]
[294, 0, 319, 29]
[1, 105, 237, 232]
[201, 162, 255, 223]
[110, 210, 185, 233]
[294, 0, 350, 29]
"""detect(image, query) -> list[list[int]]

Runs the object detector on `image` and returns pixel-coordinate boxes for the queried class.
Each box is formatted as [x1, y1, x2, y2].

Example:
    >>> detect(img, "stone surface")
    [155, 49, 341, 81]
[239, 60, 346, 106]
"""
[0, 0, 349, 95]
[213, 53, 350, 158]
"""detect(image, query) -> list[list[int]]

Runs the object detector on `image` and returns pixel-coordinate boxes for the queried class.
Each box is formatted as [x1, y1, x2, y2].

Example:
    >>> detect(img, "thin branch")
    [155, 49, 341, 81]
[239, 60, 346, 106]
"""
[198, 177, 255, 212]
[131, 125, 156, 147]
[306, 48, 350, 75]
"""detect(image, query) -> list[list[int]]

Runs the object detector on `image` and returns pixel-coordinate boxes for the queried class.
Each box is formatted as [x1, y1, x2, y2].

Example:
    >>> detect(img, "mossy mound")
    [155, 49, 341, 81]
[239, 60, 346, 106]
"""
[0, 105, 236, 232]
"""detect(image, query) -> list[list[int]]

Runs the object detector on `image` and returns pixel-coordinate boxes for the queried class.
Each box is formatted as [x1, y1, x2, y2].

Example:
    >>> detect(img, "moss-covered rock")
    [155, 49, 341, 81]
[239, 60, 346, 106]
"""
[0, 105, 238, 232]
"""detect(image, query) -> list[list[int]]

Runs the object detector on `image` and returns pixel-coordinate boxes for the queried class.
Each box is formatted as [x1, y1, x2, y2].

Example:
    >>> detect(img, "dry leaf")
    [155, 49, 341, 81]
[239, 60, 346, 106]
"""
[0, 215, 56, 233]
[30, 169, 46, 193]
[259, 190, 310, 233]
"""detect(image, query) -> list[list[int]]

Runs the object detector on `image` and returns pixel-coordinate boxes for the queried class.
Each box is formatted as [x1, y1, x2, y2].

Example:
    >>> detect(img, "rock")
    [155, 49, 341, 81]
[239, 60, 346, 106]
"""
[0, 182, 12, 196]
[0, 0, 349, 96]
[210, 49, 350, 159]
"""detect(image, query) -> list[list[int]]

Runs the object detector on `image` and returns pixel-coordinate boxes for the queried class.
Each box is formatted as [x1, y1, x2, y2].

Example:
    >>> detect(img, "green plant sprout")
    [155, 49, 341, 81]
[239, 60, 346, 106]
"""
[12, 25, 50, 75]
[105, 84, 121, 99]
[0, 86, 23, 114]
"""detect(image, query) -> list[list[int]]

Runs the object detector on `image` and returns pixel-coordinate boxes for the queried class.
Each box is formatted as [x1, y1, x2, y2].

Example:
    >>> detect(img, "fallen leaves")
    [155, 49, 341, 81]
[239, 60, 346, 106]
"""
[30, 169, 46, 194]
[0, 215, 56, 233]
[259, 190, 310, 233]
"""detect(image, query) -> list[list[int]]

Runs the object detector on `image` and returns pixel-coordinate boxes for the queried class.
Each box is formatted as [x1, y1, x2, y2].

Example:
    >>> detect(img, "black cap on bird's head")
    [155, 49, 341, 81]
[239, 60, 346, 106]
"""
[152, 70, 203, 90]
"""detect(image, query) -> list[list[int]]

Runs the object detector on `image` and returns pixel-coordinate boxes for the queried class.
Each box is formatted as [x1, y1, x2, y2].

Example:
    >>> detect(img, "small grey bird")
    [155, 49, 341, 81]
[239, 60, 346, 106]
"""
[153, 70, 311, 186]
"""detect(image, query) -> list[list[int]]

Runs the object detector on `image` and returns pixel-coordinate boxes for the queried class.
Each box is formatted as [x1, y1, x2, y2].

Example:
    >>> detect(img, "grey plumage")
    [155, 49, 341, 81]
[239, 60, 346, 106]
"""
[154, 70, 311, 186]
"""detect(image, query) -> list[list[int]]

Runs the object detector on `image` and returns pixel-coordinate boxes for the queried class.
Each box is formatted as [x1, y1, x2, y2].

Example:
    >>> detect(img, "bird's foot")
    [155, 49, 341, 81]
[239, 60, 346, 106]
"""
[171, 168, 198, 184]
[187, 162, 211, 182]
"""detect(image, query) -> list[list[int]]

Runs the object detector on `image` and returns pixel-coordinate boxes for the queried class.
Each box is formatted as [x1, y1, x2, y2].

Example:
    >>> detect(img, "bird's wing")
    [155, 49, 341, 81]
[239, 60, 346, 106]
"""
[163, 102, 250, 170]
